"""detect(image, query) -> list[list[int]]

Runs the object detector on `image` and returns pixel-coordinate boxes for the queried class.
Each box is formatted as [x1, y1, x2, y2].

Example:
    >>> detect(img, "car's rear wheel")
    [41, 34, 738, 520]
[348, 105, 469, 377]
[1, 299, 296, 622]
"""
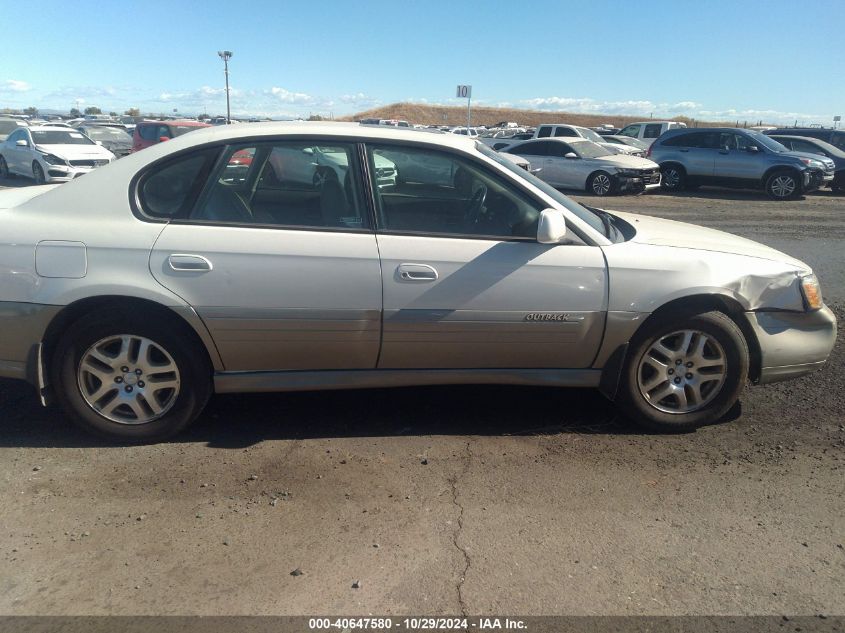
[618, 310, 749, 432]
[588, 171, 616, 196]
[52, 311, 212, 442]
[660, 164, 686, 191]
[765, 169, 799, 200]
[32, 161, 46, 185]
[0, 155, 9, 179]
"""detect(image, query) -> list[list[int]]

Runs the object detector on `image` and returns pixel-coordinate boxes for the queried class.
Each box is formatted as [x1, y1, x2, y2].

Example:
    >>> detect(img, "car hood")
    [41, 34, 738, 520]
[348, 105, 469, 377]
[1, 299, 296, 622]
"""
[599, 142, 639, 155]
[608, 209, 809, 270]
[0, 184, 60, 209]
[594, 154, 658, 169]
[35, 144, 115, 160]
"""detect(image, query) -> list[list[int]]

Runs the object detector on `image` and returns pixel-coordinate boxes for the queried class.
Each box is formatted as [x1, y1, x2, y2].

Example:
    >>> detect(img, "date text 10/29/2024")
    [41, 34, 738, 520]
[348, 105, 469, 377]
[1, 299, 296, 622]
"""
[308, 618, 527, 630]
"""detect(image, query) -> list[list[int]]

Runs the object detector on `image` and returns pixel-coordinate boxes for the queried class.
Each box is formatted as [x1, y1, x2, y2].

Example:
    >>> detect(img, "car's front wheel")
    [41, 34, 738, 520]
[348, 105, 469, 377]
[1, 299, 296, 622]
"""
[32, 161, 46, 185]
[765, 169, 799, 200]
[618, 310, 749, 432]
[52, 311, 212, 442]
[588, 171, 616, 196]
[660, 164, 686, 192]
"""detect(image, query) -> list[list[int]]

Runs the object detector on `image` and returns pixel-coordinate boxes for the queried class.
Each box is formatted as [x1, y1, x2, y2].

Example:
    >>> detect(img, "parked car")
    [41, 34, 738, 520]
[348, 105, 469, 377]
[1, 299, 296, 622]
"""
[0, 117, 27, 142]
[617, 121, 687, 147]
[533, 123, 644, 156]
[767, 135, 845, 192]
[0, 126, 115, 184]
[449, 127, 479, 137]
[75, 123, 133, 158]
[132, 120, 211, 152]
[764, 127, 845, 152]
[505, 138, 661, 195]
[0, 123, 835, 441]
[601, 135, 650, 152]
[649, 128, 835, 199]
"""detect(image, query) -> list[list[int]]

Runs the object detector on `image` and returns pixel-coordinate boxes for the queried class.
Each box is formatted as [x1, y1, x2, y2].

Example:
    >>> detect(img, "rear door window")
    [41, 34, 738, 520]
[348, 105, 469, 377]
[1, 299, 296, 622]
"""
[536, 126, 552, 138]
[553, 127, 577, 137]
[138, 150, 218, 218]
[643, 124, 663, 139]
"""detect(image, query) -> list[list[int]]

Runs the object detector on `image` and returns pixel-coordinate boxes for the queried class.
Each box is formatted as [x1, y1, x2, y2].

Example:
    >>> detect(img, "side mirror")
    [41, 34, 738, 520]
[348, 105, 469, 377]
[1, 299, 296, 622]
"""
[564, 152, 578, 159]
[302, 147, 315, 155]
[94, 140, 103, 146]
[537, 208, 567, 244]
[746, 145, 759, 153]
[16, 139, 28, 147]
[159, 136, 170, 143]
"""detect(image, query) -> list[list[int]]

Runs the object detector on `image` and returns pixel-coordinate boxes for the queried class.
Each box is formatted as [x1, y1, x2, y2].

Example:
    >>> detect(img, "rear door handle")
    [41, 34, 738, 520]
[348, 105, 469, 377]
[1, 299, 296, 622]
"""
[397, 263, 438, 282]
[168, 254, 213, 272]
[679, 149, 689, 153]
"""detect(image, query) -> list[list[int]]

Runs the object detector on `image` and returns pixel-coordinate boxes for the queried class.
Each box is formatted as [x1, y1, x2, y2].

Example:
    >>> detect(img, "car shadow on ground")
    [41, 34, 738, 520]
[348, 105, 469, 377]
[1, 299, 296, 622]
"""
[0, 175, 34, 188]
[0, 379, 741, 449]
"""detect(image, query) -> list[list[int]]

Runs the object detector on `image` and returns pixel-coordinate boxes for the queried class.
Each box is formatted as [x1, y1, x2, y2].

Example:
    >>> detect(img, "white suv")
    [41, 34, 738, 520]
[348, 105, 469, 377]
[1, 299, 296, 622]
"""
[617, 121, 687, 147]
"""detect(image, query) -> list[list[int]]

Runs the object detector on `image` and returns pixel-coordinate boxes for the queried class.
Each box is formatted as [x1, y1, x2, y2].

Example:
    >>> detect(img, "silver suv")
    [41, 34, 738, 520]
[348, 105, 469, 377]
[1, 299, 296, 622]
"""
[650, 128, 835, 199]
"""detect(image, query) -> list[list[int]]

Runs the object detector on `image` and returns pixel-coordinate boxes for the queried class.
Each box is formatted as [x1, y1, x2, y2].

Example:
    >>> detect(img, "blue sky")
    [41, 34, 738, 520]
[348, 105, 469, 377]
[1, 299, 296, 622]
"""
[1, 0, 842, 124]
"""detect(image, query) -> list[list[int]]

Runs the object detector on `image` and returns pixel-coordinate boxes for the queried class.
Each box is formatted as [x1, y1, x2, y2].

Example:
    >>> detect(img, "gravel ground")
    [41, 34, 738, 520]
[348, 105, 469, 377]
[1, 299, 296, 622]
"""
[0, 182, 843, 616]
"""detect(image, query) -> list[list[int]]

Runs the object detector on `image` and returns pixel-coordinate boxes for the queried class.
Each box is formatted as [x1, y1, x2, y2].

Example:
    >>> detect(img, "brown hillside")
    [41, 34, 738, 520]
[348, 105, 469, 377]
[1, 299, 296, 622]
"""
[342, 102, 755, 129]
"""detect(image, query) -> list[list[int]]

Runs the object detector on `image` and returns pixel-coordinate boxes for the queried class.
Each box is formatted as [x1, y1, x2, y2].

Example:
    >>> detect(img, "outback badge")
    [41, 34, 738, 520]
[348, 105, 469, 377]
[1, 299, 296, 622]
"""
[524, 313, 581, 322]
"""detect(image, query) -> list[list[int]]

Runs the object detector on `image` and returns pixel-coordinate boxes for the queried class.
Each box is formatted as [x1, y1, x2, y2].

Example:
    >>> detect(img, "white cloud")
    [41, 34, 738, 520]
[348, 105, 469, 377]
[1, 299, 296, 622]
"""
[2, 79, 31, 92]
[518, 95, 832, 124]
[267, 87, 313, 104]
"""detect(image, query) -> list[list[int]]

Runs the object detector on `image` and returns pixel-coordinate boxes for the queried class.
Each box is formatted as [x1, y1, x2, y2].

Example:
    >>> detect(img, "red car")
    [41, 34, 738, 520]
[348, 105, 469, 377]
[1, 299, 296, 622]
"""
[132, 120, 211, 152]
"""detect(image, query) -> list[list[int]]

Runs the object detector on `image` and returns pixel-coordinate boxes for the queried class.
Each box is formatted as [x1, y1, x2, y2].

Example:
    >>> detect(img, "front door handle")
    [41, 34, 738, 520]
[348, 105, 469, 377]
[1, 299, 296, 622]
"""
[397, 263, 438, 282]
[168, 254, 213, 272]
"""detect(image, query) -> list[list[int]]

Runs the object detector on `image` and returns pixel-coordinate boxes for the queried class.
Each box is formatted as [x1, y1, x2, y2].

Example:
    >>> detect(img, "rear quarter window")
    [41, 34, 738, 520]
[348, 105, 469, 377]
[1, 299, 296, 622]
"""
[137, 149, 218, 219]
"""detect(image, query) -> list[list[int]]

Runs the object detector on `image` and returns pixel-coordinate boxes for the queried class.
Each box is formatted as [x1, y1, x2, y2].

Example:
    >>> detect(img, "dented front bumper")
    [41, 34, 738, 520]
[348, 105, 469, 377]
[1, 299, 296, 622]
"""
[746, 304, 837, 384]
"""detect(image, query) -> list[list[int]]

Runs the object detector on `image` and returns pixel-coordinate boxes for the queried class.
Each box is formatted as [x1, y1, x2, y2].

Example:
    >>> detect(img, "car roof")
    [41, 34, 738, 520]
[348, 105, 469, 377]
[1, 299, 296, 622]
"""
[133, 121, 480, 155]
[27, 125, 82, 132]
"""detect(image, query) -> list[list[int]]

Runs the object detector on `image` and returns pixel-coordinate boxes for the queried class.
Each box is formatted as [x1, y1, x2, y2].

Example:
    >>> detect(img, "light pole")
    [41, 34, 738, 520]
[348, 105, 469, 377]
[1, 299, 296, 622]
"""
[217, 50, 233, 124]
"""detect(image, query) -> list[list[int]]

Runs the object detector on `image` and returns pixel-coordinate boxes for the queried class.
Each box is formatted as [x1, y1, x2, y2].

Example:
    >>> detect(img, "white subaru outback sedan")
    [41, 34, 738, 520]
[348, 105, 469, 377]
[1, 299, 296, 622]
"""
[0, 123, 836, 441]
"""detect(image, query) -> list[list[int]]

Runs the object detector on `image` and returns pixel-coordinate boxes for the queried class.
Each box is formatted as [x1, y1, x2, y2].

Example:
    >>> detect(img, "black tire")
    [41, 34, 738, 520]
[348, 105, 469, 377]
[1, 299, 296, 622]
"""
[32, 161, 46, 185]
[765, 169, 800, 200]
[0, 155, 9, 179]
[660, 164, 686, 192]
[51, 310, 212, 443]
[617, 310, 749, 433]
[588, 171, 617, 196]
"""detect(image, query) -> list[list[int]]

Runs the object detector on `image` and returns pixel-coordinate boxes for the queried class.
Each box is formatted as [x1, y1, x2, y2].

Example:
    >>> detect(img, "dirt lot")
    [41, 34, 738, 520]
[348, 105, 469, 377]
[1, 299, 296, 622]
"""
[0, 183, 843, 616]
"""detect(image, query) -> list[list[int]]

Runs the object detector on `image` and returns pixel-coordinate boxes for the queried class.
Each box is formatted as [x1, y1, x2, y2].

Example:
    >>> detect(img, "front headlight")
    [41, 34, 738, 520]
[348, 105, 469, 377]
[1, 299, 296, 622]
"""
[615, 169, 639, 177]
[800, 274, 823, 311]
[798, 157, 823, 169]
[40, 153, 66, 166]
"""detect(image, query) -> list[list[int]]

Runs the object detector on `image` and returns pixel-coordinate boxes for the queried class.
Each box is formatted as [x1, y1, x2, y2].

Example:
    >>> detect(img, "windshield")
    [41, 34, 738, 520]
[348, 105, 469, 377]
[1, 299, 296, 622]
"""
[572, 141, 613, 159]
[476, 143, 606, 237]
[578, 128, 604, 143]
[744, 130, 789, 152]
[84, 126, 131, 140]
[31, 130, 95, 145]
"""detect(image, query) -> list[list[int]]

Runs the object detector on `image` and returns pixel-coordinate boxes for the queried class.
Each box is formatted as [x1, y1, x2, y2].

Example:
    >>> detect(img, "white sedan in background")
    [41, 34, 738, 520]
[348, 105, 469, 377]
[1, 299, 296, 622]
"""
[505, 138, 661, 195]
[0, 126, 115, 184]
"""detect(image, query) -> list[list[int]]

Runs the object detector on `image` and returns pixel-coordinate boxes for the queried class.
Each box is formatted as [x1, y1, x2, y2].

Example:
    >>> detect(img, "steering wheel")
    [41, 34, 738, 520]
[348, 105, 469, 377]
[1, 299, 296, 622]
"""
[464, 184, 488, 227]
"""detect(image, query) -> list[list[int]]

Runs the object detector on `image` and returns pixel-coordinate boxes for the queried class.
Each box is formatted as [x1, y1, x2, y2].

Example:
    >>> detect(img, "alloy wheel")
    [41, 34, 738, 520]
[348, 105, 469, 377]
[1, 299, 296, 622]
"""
[770, 175, 796, 198]
[592, 173, 612, 195]
[77, 335, 181, 425]
[636, 329, 727, 414]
